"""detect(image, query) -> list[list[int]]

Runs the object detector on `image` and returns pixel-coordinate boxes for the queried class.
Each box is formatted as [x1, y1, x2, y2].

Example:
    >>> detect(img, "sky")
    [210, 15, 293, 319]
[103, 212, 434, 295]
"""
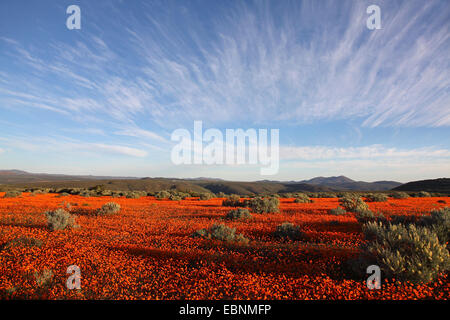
[0, 0, 449, 182]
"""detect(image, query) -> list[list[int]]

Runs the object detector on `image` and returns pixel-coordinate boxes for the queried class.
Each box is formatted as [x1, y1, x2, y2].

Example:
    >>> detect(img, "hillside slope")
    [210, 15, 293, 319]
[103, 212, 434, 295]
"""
[393, 178, 450, 193]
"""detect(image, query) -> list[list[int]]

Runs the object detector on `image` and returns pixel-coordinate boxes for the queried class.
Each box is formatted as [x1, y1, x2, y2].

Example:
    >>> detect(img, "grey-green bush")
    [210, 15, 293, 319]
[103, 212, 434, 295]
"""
[222, 194, 242, 207]
[390, 207, 449, 247]
[415, 191, 432, 197]
[339, 196, 369, 213]
[192, 223, 248, 243]
[294, 193, 312, 203]
[97, 202, 121, 215]
[155, 190, 171, 200]
[355, 209, 386, 224]
[3, 190, 22, 198]
[361, 221, 450, 284]
[247, 197, 280, 213]
[329, 207, 346, 216]
[44, 209, 76, 231]
[273, 222, 305, 241]
[367, 193, 388, 202]
[199, 193, 214, 200]
[391, 192, 409, 199]
[225, 208, 252, 220]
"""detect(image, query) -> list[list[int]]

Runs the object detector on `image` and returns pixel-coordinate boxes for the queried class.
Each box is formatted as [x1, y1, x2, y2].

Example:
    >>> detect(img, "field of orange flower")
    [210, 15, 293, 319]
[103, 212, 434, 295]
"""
[0, 193, 448, 300]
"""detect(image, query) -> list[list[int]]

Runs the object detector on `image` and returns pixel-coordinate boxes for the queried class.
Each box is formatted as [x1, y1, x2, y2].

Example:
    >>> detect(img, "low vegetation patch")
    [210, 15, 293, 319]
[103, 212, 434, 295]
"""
[44, 209, 77, 231]
[391, 192, 409, 199]
[1, 236, 43, 250]
[273, 222, 305, 241]
[222, 194, 242, 207]
[414, 191, 432, 197]
[360, 221, 450, 284]
[294, 193, 312, 203]
[366, 193, 388, 202]
[3, 191, 22, 198]
[246, 197, 280, 213]
[329, 207, 346, 216]
[355, 209, 386, 224]
[192, 223, 249, 244]
[97, 202, 121, 216]
[339, 195, 369, 213]
[390, 207, 449, 247]
[225, 208, 252, 221]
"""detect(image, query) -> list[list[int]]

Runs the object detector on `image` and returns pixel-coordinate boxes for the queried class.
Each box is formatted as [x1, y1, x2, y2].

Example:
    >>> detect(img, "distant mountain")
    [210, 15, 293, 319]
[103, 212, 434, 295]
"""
[301, 175, 355, 185]
[297, 175, 401, 191]
[0, 170, 134, 184]
[393, 178, 450, 193]
[0, 170, 403, 194]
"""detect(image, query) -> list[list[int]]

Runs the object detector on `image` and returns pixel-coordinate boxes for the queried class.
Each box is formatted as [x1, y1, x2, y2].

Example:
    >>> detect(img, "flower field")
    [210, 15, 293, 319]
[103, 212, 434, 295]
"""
[0, 193, 448, 300]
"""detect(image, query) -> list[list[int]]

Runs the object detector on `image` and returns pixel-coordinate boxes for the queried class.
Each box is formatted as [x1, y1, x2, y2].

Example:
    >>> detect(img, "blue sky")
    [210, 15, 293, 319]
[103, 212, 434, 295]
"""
[0, 0, 449, 182]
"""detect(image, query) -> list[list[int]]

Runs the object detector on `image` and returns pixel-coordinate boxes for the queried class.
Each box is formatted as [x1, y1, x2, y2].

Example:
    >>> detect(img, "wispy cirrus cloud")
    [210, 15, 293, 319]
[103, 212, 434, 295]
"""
[0, 136, 148, 158]
[1, 0, 448, 129]
[280, 145, 450, 161]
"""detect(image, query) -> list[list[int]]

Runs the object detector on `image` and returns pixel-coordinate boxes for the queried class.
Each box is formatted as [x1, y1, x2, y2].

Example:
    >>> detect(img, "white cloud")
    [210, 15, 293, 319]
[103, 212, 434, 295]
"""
[114, 126, 167, 143]
[280, 145, 450, 161]
[87, 143, 147, 157]
[0, 136, 148, 158]
[0, 1, 448, 129]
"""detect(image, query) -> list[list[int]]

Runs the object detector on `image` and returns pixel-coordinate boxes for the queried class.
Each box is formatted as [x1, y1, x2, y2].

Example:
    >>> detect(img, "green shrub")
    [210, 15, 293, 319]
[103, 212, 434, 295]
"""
[361, 221, 450, 283]
[126, 191, 144, 199]
[415, 191, 432, 197]
[246, 197, 280, 213]
[339, 196, 369, 213]
[329, 207, 346, 216]
[192, 223, 248, 243]
[3, 191, 22, 198]
[316, 192, 337, 198]
[294, 193, 312, 203]
[225, 208, 252, 220]
[199, 192, 214, 200]
[155, 190, 171, 200]
[391, 207, 449, 247]
[222, 194, 242, 207]
[97, 202, 121, 215]
[367, 193, 388, 202]
[355, 209, 386, 224]
[44, 209, 76, 231]
[169, 194, 182, 201]
[391, 192, 409, 199]
[79, 190, 93, 197]
[273, 222, 305, 241]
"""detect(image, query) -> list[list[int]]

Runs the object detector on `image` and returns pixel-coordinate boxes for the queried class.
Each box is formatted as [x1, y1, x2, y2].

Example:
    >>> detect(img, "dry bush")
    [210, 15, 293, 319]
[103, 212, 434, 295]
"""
[192, 223, 249, 244]
[391, 192, 409, 199]
[44, 209, 77, 231]
[97, 202, 121, 216]
[3, 191, 22, 198]
[294, 193, 312, 203]
[246, 197, 280, 213]
[366, 193, 388, 202]
[225, 208, 252, 221]
[273, 222, 305, 241]
[329, 207, 346, 216]
[361, 221, 450, 284]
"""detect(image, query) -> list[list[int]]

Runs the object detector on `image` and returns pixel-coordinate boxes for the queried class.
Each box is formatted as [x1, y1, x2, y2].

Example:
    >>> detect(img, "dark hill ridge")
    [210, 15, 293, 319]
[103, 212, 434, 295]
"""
[301, 175, 355, 185]
[0, 170, 406, 194]
[393, 178, 450, 193]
